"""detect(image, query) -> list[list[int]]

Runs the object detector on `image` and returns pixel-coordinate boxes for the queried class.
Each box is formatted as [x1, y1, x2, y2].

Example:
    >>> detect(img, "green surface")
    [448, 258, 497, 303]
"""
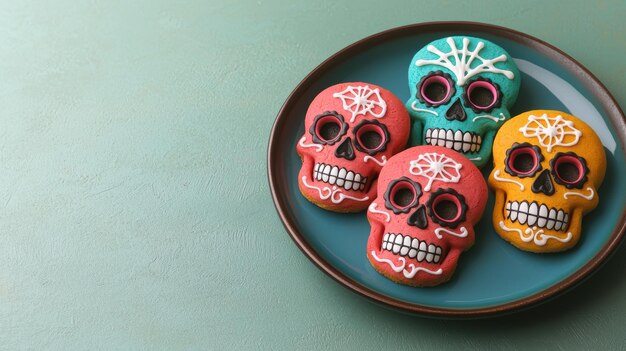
[1, 0, 625, 349]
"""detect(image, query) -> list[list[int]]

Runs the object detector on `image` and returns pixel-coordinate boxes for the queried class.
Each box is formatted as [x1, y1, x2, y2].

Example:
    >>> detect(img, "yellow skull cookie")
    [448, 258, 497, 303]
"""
[489, 110, 606, 253]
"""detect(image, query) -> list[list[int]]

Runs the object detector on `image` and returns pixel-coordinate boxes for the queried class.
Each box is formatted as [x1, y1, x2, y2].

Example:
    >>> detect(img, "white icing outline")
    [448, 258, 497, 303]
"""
[493, 170, 524, 191]
[499, 221, 572, 246]
[298, 136, 322, 152]
[332, 85, 387, 122]
[408, 152, 463, 191]
[564, 187, 594, 200]
[434, 226, 468, 240]
[370, 251, 442, 277]
[498, 220, 523, 236]
[368, 203, 391, 223]
[472, 112, 506, 123]
[363, 155, 387, 167]
[519, 114, 582, 153]
[301, 176, 369, 204]
[415, 37, 515, 86]
[469, 157, 482, 161]
[410, 101, 439, 116]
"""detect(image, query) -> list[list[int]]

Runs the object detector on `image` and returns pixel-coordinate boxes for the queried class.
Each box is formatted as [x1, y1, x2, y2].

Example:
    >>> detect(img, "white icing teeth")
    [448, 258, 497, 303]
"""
[381, 233, 443, 264]
[329, 166, 338, 184]
[505, 201, 569, 232]
[425, 128, 482, 154]
[454, 130, 463, 150]
[518, 201, 528, 224]
[547, 208, 556, 230]
[538, 204, 548, 228]
[400, 235, 411, 256]
[463, 132, 472, 152]
[400, 245, 409, 256]
[313, 163, 367, 191]
[322, 165, 330, 182]
[527, 202, 538, 226]
[445, 130, 454, 148]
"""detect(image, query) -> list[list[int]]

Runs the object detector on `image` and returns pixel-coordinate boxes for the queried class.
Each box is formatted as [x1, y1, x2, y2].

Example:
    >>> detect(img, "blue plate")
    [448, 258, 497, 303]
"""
[268, 22, 626, 317]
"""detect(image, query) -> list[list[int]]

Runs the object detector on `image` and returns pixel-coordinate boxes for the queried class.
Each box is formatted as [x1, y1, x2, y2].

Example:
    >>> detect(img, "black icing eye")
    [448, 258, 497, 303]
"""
[426, 188, 467, 228]
[550, 152, 589, 189]
[384, 177, 422, 214]
[416, 71, 455, 107]
[505, 143, 544, 178]
[309, 111, 347, 145]
[463, 78, 502, 113]
[353, 120, 390, 156]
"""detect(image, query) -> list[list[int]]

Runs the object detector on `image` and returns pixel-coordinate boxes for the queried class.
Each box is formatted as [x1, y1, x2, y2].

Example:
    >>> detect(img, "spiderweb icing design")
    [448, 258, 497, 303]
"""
[409, 153, 462, 191]
[415, 37, 514, 86]
[519, 114, 582, 152]
[332, 85, 387, 122]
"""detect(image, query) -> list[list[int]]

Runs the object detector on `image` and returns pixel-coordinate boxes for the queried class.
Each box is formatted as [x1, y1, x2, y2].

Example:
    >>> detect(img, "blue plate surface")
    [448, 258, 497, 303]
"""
[268, 23, 626, 316]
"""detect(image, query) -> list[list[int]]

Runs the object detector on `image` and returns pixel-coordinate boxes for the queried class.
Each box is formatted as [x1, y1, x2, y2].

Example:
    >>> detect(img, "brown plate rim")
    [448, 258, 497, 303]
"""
[267, 21, 626, 318]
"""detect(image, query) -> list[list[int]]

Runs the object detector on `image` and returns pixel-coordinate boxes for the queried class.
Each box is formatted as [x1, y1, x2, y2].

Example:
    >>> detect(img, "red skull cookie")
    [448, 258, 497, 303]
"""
[297, 83, 410, 212]
[366, 145, 487, 286]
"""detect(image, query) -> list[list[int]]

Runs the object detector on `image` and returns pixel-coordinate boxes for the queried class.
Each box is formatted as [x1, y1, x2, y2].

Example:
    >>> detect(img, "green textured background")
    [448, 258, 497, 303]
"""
[1, 0, 626, 349]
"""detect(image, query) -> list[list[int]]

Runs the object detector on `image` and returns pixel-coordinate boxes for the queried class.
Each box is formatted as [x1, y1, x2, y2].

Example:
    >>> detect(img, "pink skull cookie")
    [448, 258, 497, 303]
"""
[366, 145, 487, 286]
[297, 83, 410, 212]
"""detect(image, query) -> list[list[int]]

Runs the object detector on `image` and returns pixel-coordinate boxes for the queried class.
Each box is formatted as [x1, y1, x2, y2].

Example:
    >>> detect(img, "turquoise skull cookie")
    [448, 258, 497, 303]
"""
[406, 36, 521, 168]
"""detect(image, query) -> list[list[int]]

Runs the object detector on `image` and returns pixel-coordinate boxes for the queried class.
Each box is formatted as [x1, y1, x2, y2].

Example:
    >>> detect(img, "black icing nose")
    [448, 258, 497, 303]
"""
[445, 98, 466, 121]
[532, 169, 555, 195]
[335, 137, 355, 160]
[407, 205, 428, 229]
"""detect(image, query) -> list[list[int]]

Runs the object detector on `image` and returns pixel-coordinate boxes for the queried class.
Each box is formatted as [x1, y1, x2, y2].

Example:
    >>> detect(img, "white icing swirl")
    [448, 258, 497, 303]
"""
[410, 101, 438, 116]
[368, 203, 390, 222]
[563, 187, 594, 200]
[472, 112, 506, 123]
[499, 221, 572, 246]
[434, 226, 468, 240]
[370, 251, 442, 277]
[364, 155, 387, 167]
[298, 136, 322, 152]
[301, 176, 369, 204]
[493, 170, 524, 191]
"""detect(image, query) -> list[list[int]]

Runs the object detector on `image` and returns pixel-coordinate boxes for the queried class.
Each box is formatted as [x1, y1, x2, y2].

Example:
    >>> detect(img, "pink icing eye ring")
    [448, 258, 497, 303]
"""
[550, 152, 589, 189]
[463, 78, 502, 112]
[431, 193, 461, 222]
[353, 120, 390, 155]
[390, 181, 417, 209]
[310, 111, 347, 145]
[383, 177, 422, 214]
[504, 143, 544, 178]
[420, 76, 452, 104]
[426, 188, 468, 228]
[416, 71, 455, 107]
[315, 115, 342, 142]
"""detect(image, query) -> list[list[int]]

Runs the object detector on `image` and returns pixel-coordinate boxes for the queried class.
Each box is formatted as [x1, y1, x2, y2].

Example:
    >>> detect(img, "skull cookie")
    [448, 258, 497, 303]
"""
[489, 110, 606, 253]
[366, 145, 487, 287]
[297, 83, 410, 212]
[406, 36, 520, 168]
